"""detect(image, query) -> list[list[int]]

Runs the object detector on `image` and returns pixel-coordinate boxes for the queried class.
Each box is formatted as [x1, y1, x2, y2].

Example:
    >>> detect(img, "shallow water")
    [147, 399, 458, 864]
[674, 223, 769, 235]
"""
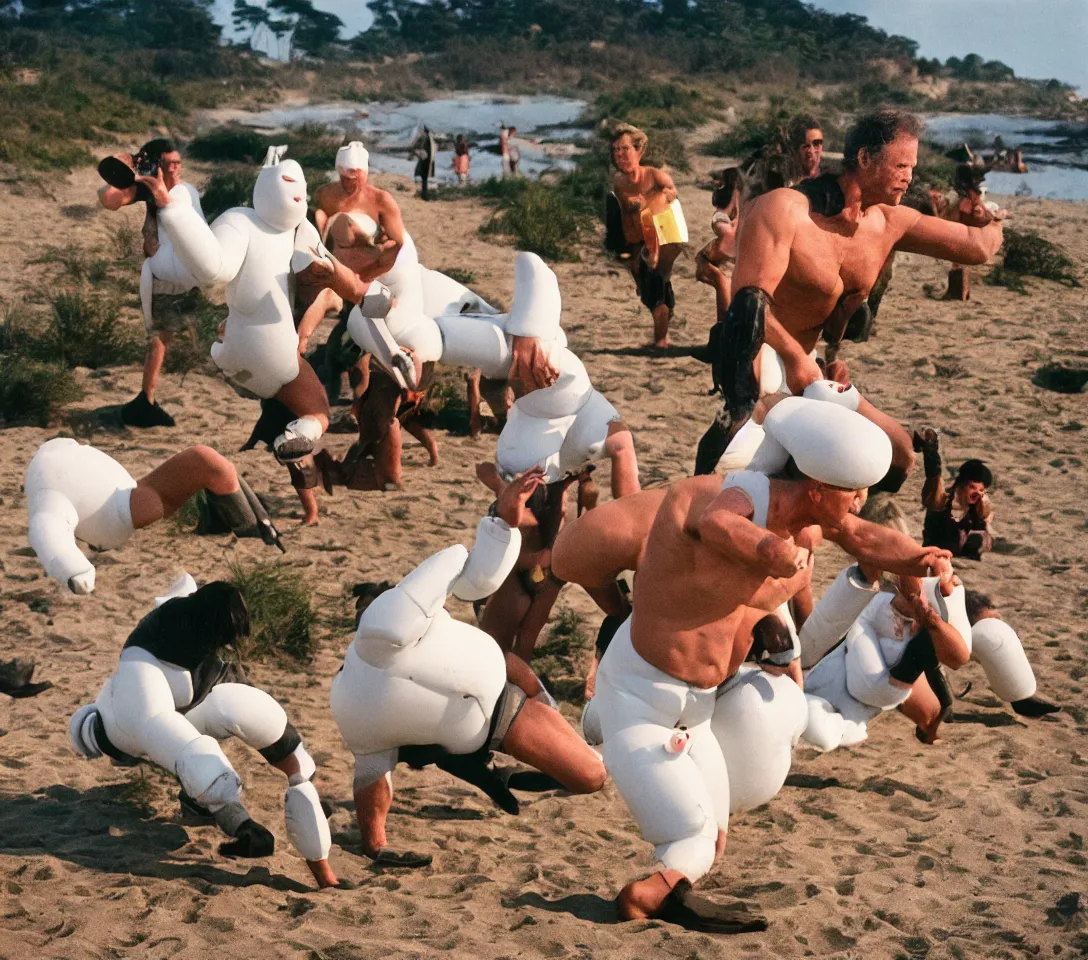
[237, 93, 589, 184]
[924, 113, 1088, 201]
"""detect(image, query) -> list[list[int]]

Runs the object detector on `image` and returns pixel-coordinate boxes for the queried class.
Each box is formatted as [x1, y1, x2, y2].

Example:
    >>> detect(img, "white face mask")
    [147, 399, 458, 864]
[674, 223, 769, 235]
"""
[253, 158, 308, 232]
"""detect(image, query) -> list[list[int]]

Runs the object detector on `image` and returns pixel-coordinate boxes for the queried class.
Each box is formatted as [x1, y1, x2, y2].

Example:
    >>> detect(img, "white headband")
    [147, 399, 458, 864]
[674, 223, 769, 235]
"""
[336, 141, 369, 173]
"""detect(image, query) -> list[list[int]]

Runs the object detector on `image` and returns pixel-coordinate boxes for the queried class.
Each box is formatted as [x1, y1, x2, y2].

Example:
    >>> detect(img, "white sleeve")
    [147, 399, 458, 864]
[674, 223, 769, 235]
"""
[175, 183, 206, 224]
[452, 516, 522, 602]
[157, 205, 248, 286]
[290, 218, 332, 274]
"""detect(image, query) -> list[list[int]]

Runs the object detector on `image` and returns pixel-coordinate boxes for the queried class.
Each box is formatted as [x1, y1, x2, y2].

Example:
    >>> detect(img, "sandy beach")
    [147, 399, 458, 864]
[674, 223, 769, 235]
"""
[0, 138, 1086, 959]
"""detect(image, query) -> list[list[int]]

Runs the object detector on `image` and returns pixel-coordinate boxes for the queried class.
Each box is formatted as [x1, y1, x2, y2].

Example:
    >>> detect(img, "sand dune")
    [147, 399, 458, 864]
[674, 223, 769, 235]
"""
[0, 150, 1086, 959]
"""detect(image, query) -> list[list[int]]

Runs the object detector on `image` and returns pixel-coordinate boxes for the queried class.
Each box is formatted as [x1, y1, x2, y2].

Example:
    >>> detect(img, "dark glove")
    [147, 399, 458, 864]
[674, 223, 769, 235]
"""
[219, 818, 275, 858]
[912, 428, 942, 478]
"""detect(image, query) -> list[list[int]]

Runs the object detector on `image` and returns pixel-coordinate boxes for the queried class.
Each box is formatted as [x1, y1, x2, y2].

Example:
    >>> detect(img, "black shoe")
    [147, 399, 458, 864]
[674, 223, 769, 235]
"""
[655, 879, 769, 934]
[121, 392, 176, 428]
[1011, 696, 1061, 718]
[219, 818, 275, 858]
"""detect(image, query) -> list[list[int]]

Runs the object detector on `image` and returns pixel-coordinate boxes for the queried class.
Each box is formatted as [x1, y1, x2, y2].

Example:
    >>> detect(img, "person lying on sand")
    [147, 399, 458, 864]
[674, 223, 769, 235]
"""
[26, 438, 282, 595]
[329, 469, 605, 868]
[695, 109, 1006, 488]
[68, 576, 338, 888]
[605, 123, 685, 349]
[584, 397, 951, 932]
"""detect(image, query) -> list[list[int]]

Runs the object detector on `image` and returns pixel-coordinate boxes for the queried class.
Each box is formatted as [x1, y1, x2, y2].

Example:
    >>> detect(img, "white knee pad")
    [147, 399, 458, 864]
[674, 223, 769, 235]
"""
[69, 704, 104, 759]
[435, 313, 512, 379]
[175, 735, 243, 811]
[284, 780, 331, 861]
[712, 669, 807, 814]
[801, 695, 868, 752]
[581, 698, 603, 746]
[557, 391, 619, 479]
[451, 516, 522, 602]
[845, 624, 910, 710]
[802, 379, 861, 411]
[970, 619, 1036, 702]
[603, 724, 719, 882]
[799, 565, 880, 669]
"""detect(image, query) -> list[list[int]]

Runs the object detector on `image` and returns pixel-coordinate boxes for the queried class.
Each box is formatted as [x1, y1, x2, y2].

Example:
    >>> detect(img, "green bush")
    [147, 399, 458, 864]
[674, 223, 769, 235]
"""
[229, 561, 317, 663]
[200, 167, 258, 221]
[592, 84, 714, 131]
[1000, 229, 1080, 286]
[188, 125, 269, 165]
[45, 290, 143, 369]
[480, 180, 590, 262]
[0, 355, 83, 427]
[641, 127, 690, 173]
[163, 296, 227, 376]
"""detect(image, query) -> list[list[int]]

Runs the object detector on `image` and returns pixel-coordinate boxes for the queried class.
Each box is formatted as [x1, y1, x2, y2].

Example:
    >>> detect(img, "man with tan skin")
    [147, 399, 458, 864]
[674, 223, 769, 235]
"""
[608, 123, 683, 348]
[696, 109, 1006, 487]
[558, 399, 952, 931]
[788, 115, 825, 181]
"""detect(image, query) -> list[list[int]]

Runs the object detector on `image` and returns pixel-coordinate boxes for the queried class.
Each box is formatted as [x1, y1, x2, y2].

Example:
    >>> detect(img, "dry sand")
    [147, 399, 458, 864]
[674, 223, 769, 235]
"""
[0, 145, 1086, 960]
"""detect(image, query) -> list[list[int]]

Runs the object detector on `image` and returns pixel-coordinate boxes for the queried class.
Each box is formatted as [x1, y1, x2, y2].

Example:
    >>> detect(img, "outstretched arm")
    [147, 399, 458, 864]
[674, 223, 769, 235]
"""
[891, 207, 1003, 265]
[692, 486, 811, 579]
[828, 514, 952, 579]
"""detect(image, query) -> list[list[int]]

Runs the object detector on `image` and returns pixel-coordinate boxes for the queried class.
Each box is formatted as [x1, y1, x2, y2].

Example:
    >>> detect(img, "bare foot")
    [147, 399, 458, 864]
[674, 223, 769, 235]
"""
[307, 858, 338, 889]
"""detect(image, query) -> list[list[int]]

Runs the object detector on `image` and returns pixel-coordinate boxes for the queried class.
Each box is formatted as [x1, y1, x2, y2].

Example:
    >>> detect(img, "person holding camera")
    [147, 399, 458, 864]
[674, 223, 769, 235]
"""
[97, 138, 204, 428]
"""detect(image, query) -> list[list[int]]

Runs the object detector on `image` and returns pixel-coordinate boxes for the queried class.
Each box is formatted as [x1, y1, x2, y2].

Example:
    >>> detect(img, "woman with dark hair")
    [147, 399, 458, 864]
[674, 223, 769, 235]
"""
[916, 429, 994, 559]
[69, 577, 339, 888]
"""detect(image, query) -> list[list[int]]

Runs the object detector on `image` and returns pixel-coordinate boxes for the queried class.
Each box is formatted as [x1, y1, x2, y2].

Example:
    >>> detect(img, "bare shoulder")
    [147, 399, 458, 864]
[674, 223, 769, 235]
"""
[881, 201, 925, 236]
[313, 181, 340, 209]
[749, 187, 808, 224]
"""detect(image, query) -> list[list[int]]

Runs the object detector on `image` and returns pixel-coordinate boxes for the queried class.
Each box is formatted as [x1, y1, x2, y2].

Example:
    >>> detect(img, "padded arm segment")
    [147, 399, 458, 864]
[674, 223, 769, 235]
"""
[290, 219, 332, 274]
[799, 565, 880, 669]
[157, 204, 248, 286]
[28, 490, 94, 593]
[503, 252, 563, 341]
[452, 517, 522, 602]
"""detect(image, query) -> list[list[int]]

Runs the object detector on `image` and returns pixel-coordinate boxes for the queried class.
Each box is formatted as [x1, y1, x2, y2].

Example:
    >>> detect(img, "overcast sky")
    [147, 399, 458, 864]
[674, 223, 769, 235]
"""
[211, 0, 1087, 92]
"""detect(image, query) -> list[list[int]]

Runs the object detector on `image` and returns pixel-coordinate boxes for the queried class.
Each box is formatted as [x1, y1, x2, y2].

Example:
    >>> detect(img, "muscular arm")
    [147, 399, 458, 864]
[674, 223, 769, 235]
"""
[891, 207, 1003, 265]
[732, 191, 815, 387]
[650, 167, 678, 204]
[692, 487, 807, 579]
[827, 514, 950, 578]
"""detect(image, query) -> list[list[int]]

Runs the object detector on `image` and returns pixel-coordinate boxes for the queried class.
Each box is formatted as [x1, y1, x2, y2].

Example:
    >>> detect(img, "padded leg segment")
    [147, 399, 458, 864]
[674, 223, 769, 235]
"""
[284, 781, 331, 860]
[799, 565, 879, 669]
[970, 619, 1037, 703]
[28, 490, 95, 593]
[175, 735, 245, 813]
[184, 683, 288, 751]
[602, 723, 720, 882]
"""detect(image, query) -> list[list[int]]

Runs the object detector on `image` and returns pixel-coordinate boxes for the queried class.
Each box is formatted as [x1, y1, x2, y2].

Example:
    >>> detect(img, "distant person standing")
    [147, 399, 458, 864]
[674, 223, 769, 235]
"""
[453, 134, 471, 185]
[507, 126, 522, 176]
[788, 115, 824, 182]
[97, 138, 204, 428]
[500, 123, 511, 177]
[412, 126, 436, 201]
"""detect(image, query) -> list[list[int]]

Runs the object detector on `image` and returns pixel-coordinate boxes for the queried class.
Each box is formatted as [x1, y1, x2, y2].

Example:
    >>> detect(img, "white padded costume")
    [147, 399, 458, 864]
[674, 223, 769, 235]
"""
[140, 182, 204, 331]
[157, 147, 331, 399]
[712, 665, 808, 814]
[718, 340, 864, 474]
[802, 574, 970, 751]
[970, 618, 1036, 702]
[25, 438, 138, 594]
[68, 579, 329, 860]
[594, 617, 730, 882]
[330, 517, 522, 789]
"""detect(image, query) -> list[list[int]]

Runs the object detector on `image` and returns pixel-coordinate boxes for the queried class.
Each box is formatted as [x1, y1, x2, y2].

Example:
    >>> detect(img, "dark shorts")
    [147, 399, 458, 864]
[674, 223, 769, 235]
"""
[634, 247, 676, 313]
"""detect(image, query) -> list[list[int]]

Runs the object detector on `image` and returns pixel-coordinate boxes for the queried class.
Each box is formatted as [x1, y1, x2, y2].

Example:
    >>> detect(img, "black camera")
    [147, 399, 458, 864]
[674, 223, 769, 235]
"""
[135, 151, 160, 177]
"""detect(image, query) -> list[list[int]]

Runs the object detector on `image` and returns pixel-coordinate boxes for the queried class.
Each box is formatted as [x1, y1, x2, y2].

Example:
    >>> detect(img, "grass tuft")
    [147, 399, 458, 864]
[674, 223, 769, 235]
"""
[0, 355, 83, 427]
[480, 180, 590, 262]
[987, 229, 1080, 289]
[229, 561, 317, 663]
